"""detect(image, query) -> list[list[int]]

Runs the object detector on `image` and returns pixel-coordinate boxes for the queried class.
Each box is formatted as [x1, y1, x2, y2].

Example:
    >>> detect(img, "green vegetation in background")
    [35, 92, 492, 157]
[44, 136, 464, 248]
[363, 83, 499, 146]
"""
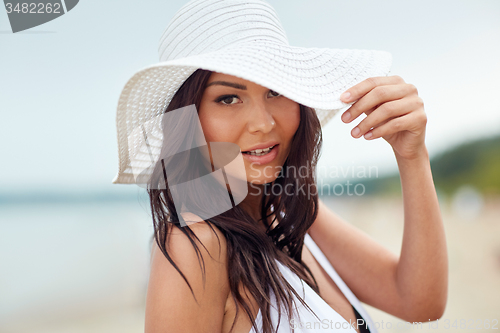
[323, 133, 500, 197]
[430, 134, 500, 196]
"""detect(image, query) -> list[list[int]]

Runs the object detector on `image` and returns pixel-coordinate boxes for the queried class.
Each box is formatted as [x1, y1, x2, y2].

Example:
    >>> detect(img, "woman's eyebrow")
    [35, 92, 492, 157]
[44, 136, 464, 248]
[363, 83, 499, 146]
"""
[206, 81, 247, 90]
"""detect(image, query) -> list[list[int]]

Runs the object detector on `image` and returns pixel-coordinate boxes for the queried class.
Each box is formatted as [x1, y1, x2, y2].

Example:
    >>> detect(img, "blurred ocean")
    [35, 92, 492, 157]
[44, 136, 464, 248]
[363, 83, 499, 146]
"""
[0, 190, 153, 333]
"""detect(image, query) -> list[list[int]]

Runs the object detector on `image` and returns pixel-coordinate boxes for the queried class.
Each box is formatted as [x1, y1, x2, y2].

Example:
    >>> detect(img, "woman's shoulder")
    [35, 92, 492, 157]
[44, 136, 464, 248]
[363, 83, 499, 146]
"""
[167, 212, 227, 254]
[145, 213, 230, 333]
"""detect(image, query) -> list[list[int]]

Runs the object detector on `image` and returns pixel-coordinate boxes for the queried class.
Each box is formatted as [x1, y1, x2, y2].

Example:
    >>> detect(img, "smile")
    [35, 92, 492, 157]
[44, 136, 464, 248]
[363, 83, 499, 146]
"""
[242, 144, 280, 165]
[243, 145, 277, 156]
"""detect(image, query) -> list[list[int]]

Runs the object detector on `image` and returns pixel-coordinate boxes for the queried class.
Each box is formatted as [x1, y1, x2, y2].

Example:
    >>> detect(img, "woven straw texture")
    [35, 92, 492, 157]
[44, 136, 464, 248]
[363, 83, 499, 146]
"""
[113, 0, 392, 184]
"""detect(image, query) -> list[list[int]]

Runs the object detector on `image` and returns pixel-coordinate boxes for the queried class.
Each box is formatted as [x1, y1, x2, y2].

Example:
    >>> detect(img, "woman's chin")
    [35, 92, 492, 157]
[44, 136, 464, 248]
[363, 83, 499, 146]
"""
[247, 176, 278, 185]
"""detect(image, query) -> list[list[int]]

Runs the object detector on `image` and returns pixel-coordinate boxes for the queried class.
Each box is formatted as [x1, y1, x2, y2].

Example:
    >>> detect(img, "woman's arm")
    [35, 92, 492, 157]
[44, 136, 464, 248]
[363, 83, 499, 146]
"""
[308, 76, 448, 322]
[145, 220, 230, 332]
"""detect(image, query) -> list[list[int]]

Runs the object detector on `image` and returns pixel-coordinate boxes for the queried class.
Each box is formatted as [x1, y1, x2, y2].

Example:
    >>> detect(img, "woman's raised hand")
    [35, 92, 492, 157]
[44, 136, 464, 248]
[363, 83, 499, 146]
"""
[340, 76, 428, 160]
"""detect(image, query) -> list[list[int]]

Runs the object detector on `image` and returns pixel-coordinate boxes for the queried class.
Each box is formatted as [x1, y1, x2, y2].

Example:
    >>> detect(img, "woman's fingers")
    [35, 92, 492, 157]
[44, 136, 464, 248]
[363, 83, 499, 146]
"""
[363, 108, 427, 140]
[341, 82, 418, 124]
[350, 96, 423, 138]
[339, 75, 428, 160]
[339, 75, 426, 142]
[340, 75, 406, 104]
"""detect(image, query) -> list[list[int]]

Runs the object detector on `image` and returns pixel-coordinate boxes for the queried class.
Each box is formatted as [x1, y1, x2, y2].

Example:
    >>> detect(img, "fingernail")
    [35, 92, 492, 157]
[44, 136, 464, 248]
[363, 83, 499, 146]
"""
[352, 127, 360, 137]
[364, 132, 373, 139]
[341, 92, 351, 102]
[342, 111, 351, 122]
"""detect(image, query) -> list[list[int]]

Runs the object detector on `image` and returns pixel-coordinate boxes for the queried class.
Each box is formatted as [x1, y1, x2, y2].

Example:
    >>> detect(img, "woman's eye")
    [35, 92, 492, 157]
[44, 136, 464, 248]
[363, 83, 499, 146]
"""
[217, 95, 239, 105]
[269, 90, 281, 97]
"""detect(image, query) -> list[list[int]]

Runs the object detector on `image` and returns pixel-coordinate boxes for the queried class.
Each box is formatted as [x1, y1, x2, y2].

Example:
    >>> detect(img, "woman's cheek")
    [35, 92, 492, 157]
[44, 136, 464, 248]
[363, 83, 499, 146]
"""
[199, 112, 223, 141]
[284, 105, 301, 137]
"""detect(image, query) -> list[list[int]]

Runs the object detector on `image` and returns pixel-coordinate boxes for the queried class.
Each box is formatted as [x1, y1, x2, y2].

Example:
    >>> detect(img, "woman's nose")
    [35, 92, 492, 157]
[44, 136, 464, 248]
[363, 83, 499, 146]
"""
[246, 102, 276, 134]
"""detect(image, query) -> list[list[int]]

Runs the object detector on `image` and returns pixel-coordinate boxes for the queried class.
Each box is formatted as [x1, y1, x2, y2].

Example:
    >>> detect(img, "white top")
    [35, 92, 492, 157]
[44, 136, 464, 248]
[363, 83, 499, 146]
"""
[248, 233, 377, 333]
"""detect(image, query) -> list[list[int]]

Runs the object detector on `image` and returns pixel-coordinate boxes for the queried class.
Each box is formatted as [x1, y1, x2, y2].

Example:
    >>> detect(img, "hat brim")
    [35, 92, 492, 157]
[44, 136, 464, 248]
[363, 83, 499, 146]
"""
[113, 40, 392, 184]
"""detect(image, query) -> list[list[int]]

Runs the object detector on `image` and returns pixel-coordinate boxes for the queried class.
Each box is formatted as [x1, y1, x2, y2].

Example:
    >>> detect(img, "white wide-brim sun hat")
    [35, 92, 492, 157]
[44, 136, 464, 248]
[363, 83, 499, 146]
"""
[113, 0, 392, 184]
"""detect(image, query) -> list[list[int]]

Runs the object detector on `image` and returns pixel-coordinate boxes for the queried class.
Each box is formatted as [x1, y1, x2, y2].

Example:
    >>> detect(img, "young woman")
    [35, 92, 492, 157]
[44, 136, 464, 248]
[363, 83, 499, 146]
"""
[112, 1, 448, 332]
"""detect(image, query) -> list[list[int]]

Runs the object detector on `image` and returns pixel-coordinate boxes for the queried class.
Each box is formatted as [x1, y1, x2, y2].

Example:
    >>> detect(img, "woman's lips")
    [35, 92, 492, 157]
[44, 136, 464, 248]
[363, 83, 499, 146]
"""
[242, 144, 279, 165]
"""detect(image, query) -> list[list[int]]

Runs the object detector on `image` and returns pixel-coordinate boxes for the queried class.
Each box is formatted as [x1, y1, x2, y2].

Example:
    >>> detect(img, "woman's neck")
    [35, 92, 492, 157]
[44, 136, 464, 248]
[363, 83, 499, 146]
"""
[239, 182, 263, 220]
[239, 182, 277, 231]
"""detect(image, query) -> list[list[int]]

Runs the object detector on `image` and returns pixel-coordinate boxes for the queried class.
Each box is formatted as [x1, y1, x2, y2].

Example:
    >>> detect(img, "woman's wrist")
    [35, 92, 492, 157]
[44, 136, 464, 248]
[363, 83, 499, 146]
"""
[393, 145, 433, 189]
[393, 144, 429, 164]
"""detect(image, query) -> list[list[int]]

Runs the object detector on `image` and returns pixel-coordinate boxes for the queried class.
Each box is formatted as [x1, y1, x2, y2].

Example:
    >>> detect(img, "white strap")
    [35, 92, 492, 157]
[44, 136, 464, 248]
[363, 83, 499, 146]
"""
[304, 233, 378, 333]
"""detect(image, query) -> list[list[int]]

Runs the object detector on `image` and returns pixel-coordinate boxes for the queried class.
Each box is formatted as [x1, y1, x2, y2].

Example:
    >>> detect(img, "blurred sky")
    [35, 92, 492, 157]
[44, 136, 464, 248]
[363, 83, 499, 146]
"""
[1, 0, 499, 191]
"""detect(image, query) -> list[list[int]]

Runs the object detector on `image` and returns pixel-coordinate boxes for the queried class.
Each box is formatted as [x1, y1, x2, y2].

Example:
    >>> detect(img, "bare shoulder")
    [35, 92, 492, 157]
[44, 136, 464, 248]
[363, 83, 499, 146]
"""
[167, 212, 226, 255]
[145, 213, 229, 333]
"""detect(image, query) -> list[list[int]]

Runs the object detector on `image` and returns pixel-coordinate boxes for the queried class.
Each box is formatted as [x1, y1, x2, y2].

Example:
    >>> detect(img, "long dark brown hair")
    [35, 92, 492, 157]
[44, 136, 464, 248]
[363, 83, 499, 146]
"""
[147, 68, 323, 333]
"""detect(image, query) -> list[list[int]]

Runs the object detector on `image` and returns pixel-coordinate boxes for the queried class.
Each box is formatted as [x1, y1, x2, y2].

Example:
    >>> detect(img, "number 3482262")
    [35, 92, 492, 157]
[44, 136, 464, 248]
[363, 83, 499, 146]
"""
[443, 319, 498, 330]
[5, 3, 62, 14]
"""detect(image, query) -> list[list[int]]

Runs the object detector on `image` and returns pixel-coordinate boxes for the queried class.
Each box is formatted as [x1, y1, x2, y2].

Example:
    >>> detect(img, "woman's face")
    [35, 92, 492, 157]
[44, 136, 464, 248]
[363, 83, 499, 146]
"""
[198, 72, 300, 184]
